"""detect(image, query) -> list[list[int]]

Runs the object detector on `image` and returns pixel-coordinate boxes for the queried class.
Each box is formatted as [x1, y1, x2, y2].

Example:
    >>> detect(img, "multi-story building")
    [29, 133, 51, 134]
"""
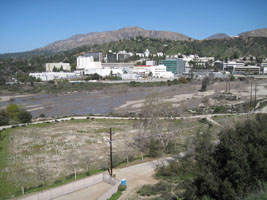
[106, 53, 117, 63]
[228, 66, 260, 75]
[77, 56, 94, 69]
[223, 62, 245, 71]
[45, 63, 71, 72]
[83, 52, 103, 62]
[160, 58, 185, 74]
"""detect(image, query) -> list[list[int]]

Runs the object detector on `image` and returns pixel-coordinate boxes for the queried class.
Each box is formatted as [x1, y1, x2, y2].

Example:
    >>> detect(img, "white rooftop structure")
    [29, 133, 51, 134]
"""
[29, 72, 77, 81]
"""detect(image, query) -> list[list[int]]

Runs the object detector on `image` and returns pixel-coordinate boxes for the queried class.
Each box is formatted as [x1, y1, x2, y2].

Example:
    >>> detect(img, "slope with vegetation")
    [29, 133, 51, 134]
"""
[138, 114, 267, 200]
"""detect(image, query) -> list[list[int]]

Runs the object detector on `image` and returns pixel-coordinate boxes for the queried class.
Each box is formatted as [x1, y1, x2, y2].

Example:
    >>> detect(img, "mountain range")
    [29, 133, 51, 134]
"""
[34, 27, 267, 53]
[36, 26, 191, 52]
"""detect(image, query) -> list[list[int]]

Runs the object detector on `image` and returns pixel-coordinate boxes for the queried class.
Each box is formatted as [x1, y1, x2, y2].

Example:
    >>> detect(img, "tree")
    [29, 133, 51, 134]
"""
[67, 149, 80, 180]
[0, 110, 9, 126]
[9, 155, 30, 195]
[34, 155, 48, 188]
[6, 103, 20, 122]
[18, 109, 32, 123]
[183, 114, 267, 200]
[200, 77, 210, 91]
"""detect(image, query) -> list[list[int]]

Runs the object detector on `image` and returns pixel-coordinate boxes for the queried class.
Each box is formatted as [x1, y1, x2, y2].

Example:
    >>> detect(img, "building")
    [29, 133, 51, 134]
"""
[193, 57, 214, 66]
[132, 65, 152, 77]
[223, 62, 245, 71]
[45, 63, 71, 72]
[77, 56, 94, 69]
[144, 49, 150, 57]
[150, 65, 174, 79]
[146, 60, 157, 66]
[83, 52, 103, 62]
[106, 53, 117, 63]
[121, 73, 141, 80]
[157, 52, 164, 57]
[160, 58, 185, 74]
[229, 66, 260, 75]
[136, 53, 145, 57]
[29, 72, 77, 81]
[102, 63, 135, 74]
[84, 67, 111, 77]
[117, 51, 132, 62]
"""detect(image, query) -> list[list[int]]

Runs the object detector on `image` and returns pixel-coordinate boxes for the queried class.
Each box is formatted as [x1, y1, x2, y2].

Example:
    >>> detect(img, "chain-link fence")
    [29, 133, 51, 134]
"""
[19, 173, 118, 200]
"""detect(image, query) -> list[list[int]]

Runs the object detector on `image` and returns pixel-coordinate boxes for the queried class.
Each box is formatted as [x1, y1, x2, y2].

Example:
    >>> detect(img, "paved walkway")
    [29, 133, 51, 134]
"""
[54, 182, 112, 200]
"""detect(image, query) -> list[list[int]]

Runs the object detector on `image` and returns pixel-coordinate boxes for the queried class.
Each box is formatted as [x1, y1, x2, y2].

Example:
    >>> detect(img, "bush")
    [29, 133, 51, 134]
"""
[149, 139, 163, 158]
[179, 77, 188, 84]
[118, 184, 126, 191]
[200, 77, 210, 91]
[0, 110, 9, 126]
[18, 109, 32, 123]
[39, 113, 45, 118]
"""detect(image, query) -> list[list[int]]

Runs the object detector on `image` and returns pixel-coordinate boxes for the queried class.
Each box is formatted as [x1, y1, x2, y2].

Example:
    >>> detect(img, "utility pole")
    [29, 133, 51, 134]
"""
[254, 81, 257, 109]
[228, 79, 231, 93]
[250, 80, 253, 108]
[108, 128, 113, 176]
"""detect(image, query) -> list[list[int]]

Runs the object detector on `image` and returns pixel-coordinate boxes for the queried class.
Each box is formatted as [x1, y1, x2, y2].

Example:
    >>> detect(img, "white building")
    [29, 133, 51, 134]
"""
[136, 53, 145, 57]
[132, 65, 152, 76]
[121, 73, 141, 80]
[144, 49, 150, 57]
[132, 65, 174, 79]
[150, 65, 174, 78]
[223, 62, 245, 71]
[157, 52, 164, 57]
[230, 66, 260, 75]
[45, 63, 71, 72]
[29, 72, 77, 81]
[146, 60, 156, 66]
[77, 56, 94, 69]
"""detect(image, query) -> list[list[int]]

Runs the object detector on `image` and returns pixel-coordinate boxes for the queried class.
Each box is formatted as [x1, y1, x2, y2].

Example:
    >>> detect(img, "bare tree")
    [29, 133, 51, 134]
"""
[134, 120, 148, 160]
[67, 147, 80, 180]
[34, 155, 48, 187]
[8, 155, 30, 195]
[83, 154, 91, 173]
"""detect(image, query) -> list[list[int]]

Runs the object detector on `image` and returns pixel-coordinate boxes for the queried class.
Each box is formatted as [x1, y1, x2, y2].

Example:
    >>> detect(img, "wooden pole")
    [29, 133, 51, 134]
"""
[250, 81, 253, 108]
[254, 81, 257, 109]
[109, 128, 113, 176]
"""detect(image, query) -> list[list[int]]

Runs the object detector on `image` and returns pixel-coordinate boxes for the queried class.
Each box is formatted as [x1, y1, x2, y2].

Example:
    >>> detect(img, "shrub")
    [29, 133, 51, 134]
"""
[200, 77, 210, 91]
[0, 110, 9, 126]
[18, 109, 32, 123]
[118, 184, 126, 191]
[39, 113, 45, 118]
[179, 77, 188, 84]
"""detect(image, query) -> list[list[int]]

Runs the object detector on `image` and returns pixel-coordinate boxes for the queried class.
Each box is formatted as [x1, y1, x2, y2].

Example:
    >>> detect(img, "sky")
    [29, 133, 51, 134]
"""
[0, 0, 266, 53]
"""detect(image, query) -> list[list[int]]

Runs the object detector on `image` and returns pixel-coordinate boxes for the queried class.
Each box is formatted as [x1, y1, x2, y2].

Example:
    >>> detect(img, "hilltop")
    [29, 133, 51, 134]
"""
[35, 26, 192, 52]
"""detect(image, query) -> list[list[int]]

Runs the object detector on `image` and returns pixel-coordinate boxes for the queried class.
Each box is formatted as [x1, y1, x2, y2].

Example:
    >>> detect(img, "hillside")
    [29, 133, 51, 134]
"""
[35, 26, 192, 52]
[1, 36, 266, 79]
[239, 28, 267, 37]
[205, 33, 229, 40]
